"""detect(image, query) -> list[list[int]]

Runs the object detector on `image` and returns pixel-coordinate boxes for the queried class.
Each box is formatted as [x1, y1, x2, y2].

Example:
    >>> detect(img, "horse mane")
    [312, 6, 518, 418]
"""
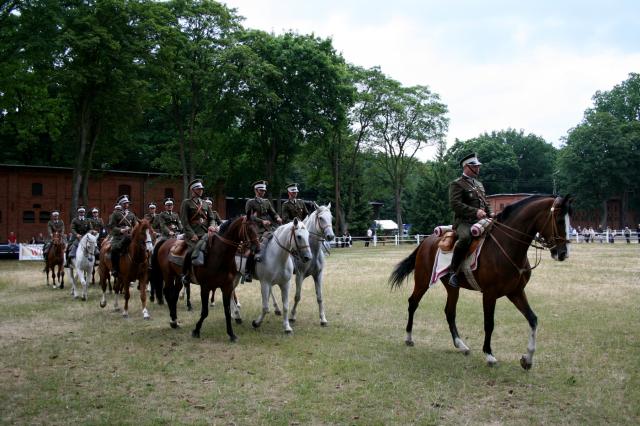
[496, 195, 554, 222]
[218, 216, 242, 236]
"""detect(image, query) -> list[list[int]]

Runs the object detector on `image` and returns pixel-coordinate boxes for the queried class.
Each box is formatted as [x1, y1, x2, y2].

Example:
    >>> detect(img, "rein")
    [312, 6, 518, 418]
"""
[213, 219, 259, 253]
[487, 197, 566, 275]
[273, 225, 309, 259]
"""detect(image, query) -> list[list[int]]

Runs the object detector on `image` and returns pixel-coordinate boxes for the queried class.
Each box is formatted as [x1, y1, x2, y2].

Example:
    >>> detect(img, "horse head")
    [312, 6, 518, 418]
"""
[310, 204, 335, 242]
[131, 220, 154, 258]
[545, 195, 573, 261]
[291, 217, 312, 263]
[83, 232, 98, 263]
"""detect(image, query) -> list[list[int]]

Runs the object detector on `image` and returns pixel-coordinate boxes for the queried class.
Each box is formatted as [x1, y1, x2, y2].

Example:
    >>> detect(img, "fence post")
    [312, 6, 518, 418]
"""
[395, 234, 399, 245]
[416, 234, 420, 245]
[373, 234, 377, 247]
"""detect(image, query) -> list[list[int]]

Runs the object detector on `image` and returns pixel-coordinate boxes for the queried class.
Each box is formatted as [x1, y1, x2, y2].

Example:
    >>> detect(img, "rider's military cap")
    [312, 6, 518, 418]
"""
[148, 202, 157, 209]
[253, 180, 267, 191]
[189, 179, 204, 191]
[164, 198, 174, 205]
[91, 207, 99, 213]
[204, 197, 213, 205]
[117, 195, 130, 205]
[77, 206, 86, 213]
[51, 210, 60, 216]
[286, 183, 299, 193]
[460, 152, 482, 167]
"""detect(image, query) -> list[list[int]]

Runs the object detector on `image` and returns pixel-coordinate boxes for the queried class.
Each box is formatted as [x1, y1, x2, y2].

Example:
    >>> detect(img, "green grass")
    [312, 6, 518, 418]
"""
[0, 243, 638, 425]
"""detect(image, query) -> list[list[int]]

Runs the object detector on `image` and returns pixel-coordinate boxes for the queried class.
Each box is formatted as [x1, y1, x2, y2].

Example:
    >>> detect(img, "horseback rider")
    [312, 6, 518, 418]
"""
[89, 207, 105, 232]
[180, 179, 222, 284]
[448, 153, 493, 287]
[157, 198, 183, 240]
[42, 210, 65, 270]
[66, 206, 92, 266]
[144, 202, 161, 234]
[243, 180, 282, 282]
[108, 195, 139, 278]
[281, 182, 308, 224]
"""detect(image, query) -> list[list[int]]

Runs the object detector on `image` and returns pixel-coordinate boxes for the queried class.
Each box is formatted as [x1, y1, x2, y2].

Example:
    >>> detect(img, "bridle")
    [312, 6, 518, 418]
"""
[212, 217, 260, 253]
[273, 222, 310, 259]
[308, 209, 332, 241]
[488, 197, 568, 274]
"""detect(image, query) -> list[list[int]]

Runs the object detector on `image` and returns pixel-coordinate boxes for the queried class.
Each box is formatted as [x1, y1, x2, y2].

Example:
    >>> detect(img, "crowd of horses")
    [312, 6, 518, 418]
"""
[41, 195, 574, 369]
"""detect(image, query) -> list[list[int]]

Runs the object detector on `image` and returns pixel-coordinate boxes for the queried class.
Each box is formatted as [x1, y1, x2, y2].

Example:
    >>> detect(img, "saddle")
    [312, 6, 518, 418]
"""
[438, 231, 481, 255]
[168, 239, 189, 266]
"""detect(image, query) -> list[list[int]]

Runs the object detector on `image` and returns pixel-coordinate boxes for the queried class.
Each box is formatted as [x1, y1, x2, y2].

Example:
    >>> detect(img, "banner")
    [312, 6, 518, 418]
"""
[19, 244, 44, 260]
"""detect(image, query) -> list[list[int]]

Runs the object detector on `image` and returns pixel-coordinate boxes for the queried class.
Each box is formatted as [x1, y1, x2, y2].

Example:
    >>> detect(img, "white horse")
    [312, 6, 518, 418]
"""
[290, 203, 335, 326]
[68, 232, 98, 301]
[242, 218, 312, 333]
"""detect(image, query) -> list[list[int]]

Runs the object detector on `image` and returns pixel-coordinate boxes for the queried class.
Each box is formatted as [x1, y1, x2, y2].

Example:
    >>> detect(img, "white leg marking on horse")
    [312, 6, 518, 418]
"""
[405, 331, 414, 346]
[454, 337, 470, 354]
[525, 326, 536, 365]
[143, 307, 150, 320]
[486, 353, 498, 366]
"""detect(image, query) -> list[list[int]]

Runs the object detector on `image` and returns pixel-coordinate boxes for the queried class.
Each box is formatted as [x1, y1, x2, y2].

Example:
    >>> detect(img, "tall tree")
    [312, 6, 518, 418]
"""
[372, 81, 448, 229]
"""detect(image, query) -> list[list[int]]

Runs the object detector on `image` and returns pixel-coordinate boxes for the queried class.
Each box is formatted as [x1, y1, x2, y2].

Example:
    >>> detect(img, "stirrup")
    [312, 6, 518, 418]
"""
[181, 274, 190, 286]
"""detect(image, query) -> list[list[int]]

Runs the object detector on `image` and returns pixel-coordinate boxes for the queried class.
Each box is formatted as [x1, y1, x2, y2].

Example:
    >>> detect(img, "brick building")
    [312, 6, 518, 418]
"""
[488, 193, 637, 230]
[0, 164, 226, 242]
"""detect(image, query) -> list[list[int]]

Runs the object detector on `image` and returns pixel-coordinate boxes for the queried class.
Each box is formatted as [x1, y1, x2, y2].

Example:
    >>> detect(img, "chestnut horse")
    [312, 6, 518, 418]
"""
[150, 216, 259, 341]
[389, 195, 572, 369]
[98, 220, 154, 319]
[45, 232, 65, 288]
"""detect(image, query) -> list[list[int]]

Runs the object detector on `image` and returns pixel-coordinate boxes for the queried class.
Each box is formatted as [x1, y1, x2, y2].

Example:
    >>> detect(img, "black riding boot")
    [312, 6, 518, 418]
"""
[181, 249, 193, 286]
[111, 249, 120, 278]
[447, 243, 467, 288]
[243, 254, 255, 283]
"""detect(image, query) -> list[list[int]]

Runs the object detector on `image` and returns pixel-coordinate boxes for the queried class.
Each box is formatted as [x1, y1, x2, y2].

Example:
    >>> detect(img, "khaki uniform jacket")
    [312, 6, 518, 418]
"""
[47, 219, 65, 239]
[180, 198, 221, 241]
[449, 175, 492, 228]
[144, 213, 161, 232]
[70, 217, 92, 239]
[246, 197, 280, 234]
[89, 217, 105, 232]
[158, 211, 183, 238]
[108, 210, 139, 248]
[281, 198, 308, 223]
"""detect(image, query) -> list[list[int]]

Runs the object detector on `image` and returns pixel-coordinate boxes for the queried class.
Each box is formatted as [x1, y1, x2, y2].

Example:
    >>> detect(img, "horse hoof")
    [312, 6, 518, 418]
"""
[169, 321, 179, 329]
[320, 321, 328, 327]
[289, 318, 296, 323]
[122, 312, 129, 318]
[284, 329, 293, 335]
[229, 335, 238, 343]
[405, 340, 415, 347]
[82, 296, 87, 302]
[113, 307, 120, 312]
[274, 310, 282, 316]
[251, 320, 260, 329]
[157, 300, 164, 305]
[100, 301, 106, 308]
[486, 354, 498, 367]
[235, 318, 242, 325]
[210, 302, 215, 307]
[520, 355, 533, 370]
[191, 330, 200, 338]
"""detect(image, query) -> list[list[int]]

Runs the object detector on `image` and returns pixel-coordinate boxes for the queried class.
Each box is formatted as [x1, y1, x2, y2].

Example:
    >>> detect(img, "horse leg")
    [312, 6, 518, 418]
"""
[191, 285, 209, 338]
[165, 277, 180, 328]
[405, 282, 429, 347]
[290, 273, 303, 323]
[58, 264, 64, 289]
[507, 289, 538, 370]
[314, 272, 328, 327]
[210, 288, 216, 307]
[271, 288, 281, 316]
[252, 281, 271, 329]
[280, 282, 293, 334]
[185, 281, 192, 311]
[222, 288, 238, 342]
[444, 286, 470, 355]
[140, 274, 150, 320]
[482, 293, 498, 366]
[122, 279, 131, 318]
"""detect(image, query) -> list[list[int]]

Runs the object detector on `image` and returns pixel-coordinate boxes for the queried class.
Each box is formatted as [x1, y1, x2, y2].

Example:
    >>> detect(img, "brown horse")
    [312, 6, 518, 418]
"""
[45, 232, 65, 288]
[389, 195, 572, 369]
[150, 216, 259, 341]
[98, 220, 155, 319]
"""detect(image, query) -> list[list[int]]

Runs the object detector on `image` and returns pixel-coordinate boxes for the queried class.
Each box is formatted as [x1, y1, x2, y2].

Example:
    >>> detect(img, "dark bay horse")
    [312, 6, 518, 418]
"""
[45, 232, 65, 288]
[389, 195, 572, 369]
[151, 216, 259, 341]
[98, 220, 154, 319]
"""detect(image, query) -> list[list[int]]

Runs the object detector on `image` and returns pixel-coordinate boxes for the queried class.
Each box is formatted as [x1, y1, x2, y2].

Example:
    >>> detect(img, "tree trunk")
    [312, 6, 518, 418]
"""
[395, 182, 403, 236]
[172, 95, 189, 200]
[601, 199, 608, 228]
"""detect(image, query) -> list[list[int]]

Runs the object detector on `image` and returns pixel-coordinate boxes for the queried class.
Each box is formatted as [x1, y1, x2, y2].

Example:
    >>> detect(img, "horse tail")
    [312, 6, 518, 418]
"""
[389, 246, 419, 290]
[150, 240, 166, 288]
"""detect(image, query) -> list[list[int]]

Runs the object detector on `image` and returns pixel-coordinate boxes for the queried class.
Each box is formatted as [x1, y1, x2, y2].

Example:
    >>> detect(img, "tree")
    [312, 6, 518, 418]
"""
[371, 81, 448, 229]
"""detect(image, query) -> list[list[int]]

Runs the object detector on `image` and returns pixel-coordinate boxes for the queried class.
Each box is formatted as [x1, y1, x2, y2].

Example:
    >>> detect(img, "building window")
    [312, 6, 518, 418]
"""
[164, 187, 174, 199]
[23, 211, 35, 223]
[118, 184, 132, 197]
[39, 211, 51, 223]
[32, 183, 43, 196]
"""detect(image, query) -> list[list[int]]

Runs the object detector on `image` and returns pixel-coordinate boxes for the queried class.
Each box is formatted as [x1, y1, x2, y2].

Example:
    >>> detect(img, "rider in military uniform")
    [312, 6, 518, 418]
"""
[281, 183, 308, 223]
[66, 206, 93, 266]
[89, 207, 105, 232]
[180, 179, 222, 283]
[108, 195, 139, 278]
[448, 153, 493, 287]
[42, 210, 65, 270]
[144, 202, 161, 234]
[243, 180, 282, 282]
[157, 198, 183, 240]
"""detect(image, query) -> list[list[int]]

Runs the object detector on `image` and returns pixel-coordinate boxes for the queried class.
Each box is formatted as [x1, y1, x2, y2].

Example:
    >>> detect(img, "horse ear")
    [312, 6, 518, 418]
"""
[313, 201, 319, 209]
[327, 202, 331, 210]
[293, 217, 299, 226]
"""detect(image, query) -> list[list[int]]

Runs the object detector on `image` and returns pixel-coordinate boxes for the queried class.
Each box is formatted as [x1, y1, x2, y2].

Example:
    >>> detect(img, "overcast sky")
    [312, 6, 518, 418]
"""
[222, 0, 640, 157]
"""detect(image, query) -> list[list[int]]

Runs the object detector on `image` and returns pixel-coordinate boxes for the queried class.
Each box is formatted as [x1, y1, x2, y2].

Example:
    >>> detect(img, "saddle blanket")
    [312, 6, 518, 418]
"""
[430, 237, 486, 290]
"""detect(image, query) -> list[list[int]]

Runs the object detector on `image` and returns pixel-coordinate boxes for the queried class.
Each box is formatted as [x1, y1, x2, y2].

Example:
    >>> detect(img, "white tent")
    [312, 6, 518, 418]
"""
[375, 220, 398, 231]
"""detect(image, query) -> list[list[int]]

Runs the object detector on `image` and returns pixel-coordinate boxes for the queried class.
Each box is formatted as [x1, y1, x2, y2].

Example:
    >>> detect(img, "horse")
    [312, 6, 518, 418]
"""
[67, 232, 98, 301]
[98, 220, 155, 319]
[389, 195, 572, 369]
[287, 203, 335, 326]
[45, 232, 65, 289]
[91, 226, 109, 286]
[245, 218, 312, 334]
[152, 216, 259, 341]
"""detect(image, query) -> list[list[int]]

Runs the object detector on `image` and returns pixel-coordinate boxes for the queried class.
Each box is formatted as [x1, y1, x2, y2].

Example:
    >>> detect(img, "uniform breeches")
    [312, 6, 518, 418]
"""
[454, 223, 473, 251]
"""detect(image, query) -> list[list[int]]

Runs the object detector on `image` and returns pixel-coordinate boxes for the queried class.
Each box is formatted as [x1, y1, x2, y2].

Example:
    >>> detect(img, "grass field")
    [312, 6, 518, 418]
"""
[0, 243, 638, 425]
